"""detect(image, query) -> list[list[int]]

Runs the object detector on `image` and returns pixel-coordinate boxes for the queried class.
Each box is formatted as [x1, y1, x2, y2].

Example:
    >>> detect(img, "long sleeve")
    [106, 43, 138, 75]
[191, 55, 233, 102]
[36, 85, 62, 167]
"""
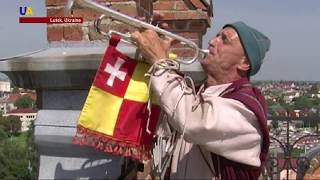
[150, 70, 262, 166]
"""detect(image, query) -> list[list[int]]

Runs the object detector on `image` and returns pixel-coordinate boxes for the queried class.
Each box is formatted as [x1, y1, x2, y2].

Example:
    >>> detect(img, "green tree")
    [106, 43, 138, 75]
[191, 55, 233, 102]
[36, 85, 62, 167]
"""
[266, 98, 277, 106]
[271, 120, 279, 129]
[313, 97, 320, 106]
[14, 95, 35, 109]
[0, 116, 21, 135]
[0, 126, 7, 141]
[11, 87, 20, 93]
[277, 95, 285, 106]
[294, 96, 314, 109]
[282, 103, 295, 112]
[310, 84, 320, 94]
[0, 123, 38, 179]
[0, 140, 31, 179]
[26, 121, 38, 179]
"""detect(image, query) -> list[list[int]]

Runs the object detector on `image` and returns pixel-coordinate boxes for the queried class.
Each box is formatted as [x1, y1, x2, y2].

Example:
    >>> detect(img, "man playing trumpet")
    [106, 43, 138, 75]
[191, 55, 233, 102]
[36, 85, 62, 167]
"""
[132, 21, 271, 180]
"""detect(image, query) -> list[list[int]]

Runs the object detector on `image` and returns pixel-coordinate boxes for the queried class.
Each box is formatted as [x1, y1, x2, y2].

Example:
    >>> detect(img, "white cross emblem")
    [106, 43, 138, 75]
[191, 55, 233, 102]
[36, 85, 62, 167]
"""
[104, 58, 126, 87]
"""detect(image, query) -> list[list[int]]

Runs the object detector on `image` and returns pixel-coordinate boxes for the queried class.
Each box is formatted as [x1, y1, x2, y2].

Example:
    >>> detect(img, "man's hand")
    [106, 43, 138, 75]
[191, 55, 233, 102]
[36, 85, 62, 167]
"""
[131, 12, 175, 65]
[131, 30, 173, 64]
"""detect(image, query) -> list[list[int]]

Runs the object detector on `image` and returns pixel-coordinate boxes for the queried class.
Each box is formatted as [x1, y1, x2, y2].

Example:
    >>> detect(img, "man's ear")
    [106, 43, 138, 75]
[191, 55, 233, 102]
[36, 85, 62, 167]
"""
[237, 57, 250, 71]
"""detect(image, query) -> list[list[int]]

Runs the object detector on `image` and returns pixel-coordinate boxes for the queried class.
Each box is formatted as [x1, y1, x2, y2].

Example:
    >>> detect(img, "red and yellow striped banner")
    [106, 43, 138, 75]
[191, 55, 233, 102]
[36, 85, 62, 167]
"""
[73, 36, 160, 161]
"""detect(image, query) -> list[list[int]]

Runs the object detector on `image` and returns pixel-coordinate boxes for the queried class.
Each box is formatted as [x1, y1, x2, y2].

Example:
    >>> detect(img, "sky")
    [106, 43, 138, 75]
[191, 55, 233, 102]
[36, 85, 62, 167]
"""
[0, 0, 320, 81]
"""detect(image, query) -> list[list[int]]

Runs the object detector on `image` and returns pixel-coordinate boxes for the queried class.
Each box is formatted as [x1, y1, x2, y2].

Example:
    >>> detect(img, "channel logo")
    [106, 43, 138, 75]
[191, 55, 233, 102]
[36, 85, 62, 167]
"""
[19, 3, 83, 24]
[19, 6, 33, 16]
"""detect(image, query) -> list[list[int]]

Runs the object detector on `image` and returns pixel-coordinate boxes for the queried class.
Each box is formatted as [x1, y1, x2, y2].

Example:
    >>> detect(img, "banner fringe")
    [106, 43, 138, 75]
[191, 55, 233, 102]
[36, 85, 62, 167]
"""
[72, 124, 151, 162]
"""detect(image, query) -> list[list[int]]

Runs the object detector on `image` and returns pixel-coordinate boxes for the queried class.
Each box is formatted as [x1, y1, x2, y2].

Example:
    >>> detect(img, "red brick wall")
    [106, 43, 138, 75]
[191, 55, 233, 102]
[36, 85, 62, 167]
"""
[46, 0, 212, 56]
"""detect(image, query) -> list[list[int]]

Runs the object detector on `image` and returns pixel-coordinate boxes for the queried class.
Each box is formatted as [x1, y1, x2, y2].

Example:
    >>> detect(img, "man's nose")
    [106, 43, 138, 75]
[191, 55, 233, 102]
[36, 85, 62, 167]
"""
[209, 37, 218, 47]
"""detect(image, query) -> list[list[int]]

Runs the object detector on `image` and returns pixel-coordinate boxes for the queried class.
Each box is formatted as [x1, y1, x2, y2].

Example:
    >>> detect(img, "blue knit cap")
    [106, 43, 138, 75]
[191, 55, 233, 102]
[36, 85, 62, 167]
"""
[223, 22, 271, 76]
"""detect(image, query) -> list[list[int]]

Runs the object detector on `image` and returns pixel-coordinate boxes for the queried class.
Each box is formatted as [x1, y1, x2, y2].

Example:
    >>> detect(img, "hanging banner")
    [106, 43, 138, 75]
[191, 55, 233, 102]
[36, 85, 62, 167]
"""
[73, 35, 160, 162]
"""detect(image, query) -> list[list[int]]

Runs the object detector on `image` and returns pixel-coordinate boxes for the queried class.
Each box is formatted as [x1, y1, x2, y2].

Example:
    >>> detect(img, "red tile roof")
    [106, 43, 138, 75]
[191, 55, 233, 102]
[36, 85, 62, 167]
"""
[7, 94, 21, 103]
[6, 93, 36, 103]
[7, 108, 37, 114]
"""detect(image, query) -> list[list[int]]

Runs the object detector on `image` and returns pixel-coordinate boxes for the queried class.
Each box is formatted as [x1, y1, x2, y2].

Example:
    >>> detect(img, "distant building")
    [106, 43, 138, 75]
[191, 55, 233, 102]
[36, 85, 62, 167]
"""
[0, 92, 36, 114]
[0, 80, 10, 92]
[283, 91, 300, 103]
[3, 108, 37, 131]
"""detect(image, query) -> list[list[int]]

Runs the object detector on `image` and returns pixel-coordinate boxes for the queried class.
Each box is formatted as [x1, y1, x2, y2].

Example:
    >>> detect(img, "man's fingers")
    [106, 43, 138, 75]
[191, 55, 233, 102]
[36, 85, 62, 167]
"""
[143, 29, 158, 36]
[131, 31, 142, 43]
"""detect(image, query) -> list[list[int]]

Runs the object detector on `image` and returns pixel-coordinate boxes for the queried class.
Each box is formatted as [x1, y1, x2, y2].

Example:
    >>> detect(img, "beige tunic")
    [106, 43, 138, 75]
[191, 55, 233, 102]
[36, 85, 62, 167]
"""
[150, 70, 262, 179]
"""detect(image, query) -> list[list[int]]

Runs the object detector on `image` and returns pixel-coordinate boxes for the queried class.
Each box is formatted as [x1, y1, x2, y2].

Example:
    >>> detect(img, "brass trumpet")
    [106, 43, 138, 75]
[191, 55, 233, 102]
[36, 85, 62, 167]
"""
[65, 0, 209, 64]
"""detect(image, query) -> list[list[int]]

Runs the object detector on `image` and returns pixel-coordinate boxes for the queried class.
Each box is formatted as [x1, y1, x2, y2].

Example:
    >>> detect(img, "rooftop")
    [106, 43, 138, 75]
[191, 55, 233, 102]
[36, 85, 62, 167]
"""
[7, 108, 37, 114]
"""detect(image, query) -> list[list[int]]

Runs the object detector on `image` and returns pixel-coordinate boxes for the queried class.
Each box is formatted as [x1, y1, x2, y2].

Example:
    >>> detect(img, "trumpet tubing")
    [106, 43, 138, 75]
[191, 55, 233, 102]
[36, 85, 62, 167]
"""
[65, 0, 209, 64]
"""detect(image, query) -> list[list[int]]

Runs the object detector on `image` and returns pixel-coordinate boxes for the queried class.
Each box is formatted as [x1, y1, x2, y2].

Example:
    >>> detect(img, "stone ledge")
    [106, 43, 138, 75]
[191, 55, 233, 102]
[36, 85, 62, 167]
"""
[34, 110, 79, 145]
[34, 109, 124, 179]
[0, 42, 205, 89]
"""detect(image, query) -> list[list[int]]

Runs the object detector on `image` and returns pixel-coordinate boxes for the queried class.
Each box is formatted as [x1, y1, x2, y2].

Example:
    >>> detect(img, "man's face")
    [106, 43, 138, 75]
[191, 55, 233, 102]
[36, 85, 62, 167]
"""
[200, 27, 246, 77]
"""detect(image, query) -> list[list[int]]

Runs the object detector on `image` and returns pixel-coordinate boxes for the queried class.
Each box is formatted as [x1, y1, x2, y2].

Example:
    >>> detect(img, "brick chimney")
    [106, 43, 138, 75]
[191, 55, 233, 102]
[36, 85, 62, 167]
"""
[153, 0, 212, 56]
[46, 0, 213, 56]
